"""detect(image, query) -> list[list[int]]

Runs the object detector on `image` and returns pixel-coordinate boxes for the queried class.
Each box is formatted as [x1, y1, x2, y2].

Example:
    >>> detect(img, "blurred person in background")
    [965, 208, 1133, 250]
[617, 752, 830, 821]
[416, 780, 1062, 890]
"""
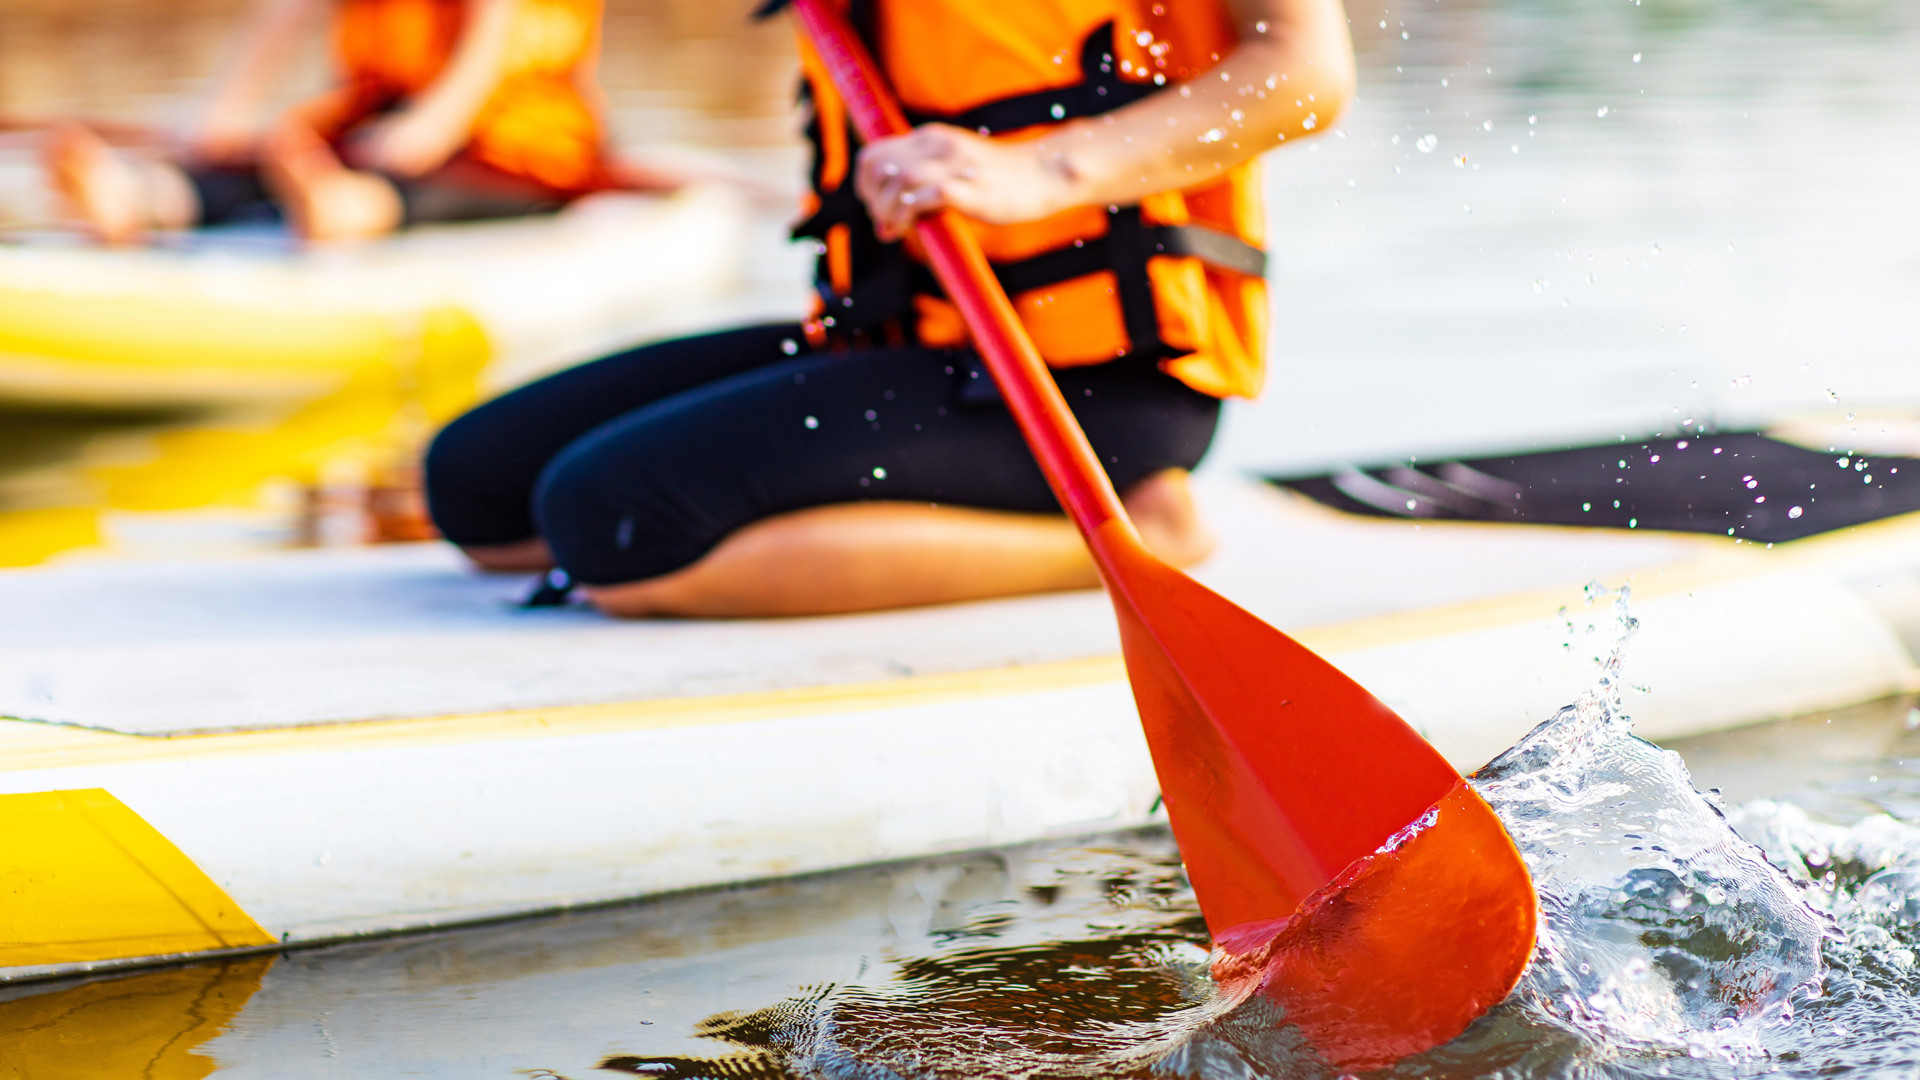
[46, 0, 661, 243]
[425, 0, 1350, 618]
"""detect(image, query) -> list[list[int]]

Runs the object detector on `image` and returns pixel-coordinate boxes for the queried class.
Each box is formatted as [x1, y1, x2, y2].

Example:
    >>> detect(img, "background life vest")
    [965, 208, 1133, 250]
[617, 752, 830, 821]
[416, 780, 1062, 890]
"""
[790, 0, 1270, 399]
[302, 0, 607, 193]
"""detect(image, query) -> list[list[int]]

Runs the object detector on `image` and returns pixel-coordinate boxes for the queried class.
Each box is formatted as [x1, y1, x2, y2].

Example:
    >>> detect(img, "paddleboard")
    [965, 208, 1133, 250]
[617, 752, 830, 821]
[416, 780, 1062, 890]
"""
[0, 473, 1914, 981]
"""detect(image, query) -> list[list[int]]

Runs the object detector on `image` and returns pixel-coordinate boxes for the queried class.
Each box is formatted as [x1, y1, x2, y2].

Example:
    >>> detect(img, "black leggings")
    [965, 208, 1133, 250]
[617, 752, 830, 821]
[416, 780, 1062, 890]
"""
[185, 164, 566, 228]
[424, 324, 1221, 586]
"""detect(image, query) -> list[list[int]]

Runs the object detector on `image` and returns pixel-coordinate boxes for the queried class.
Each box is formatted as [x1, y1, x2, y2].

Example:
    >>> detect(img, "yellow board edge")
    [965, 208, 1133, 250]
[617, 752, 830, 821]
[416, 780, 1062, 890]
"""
[0, 789, 275, 967]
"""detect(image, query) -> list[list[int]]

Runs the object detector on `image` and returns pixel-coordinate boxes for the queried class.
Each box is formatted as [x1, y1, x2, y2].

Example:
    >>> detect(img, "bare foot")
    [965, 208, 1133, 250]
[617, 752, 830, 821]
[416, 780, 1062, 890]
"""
[459, 538, 556, 573]
[1123, 468, 1216, 567]
[262, 121, 403, 241]
[44, 122, 147, 244]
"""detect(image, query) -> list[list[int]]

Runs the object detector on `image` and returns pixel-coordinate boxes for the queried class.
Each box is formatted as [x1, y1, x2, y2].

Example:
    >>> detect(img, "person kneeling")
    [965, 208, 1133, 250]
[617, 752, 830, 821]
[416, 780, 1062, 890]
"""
[423, 0, 1352, 618]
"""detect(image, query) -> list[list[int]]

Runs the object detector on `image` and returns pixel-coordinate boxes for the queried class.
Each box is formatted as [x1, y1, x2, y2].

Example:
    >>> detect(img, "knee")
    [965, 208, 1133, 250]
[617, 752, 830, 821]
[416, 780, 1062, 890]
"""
[532, 448, 714, 587]
[421, 406, 535, 547]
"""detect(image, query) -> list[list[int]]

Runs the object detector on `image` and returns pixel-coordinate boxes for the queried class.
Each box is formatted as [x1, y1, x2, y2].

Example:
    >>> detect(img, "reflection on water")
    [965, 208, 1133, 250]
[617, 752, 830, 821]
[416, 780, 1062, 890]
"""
[0, 956, 272, 1080]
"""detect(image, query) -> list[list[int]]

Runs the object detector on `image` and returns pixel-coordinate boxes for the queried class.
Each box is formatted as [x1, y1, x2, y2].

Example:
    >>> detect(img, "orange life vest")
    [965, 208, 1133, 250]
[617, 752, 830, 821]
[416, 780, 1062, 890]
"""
[309, 0, 607, 193]
[790, 0, 1269, 399]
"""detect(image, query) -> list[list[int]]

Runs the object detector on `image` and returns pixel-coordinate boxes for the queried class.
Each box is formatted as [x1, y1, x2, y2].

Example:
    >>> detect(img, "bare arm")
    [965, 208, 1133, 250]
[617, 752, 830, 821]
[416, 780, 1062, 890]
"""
[350, 0, 521, 177]
[191, 0, 327, 160]
[856, 0, 1355, 239]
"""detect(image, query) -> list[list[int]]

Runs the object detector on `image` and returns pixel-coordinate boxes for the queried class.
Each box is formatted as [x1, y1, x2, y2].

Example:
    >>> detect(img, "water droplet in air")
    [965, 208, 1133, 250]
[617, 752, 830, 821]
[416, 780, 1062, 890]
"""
[1301, 114, 1317, 130]
[780, 338, 799, 355]
[1050, 103, 1066, 119]
[1416, 133, 1438, 153]
[804, 416, 819, 429]
[1597, 106, 1610, 117]
[873, 467, 887, 479]
[1632, 52, 1642, 62]
[1482, 119, 1493, 131]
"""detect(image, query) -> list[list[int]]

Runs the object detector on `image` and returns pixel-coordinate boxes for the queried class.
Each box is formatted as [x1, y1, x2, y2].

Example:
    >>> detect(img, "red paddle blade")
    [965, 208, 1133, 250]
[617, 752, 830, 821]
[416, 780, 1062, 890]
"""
[1211, 780, 1539, 1070]
[1093, 523, 1537, 1065]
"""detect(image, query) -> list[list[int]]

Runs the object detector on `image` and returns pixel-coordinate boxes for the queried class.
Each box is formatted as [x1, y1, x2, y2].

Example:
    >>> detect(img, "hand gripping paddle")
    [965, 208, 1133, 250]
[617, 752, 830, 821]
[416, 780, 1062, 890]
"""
[787, 0, 1538, 1067]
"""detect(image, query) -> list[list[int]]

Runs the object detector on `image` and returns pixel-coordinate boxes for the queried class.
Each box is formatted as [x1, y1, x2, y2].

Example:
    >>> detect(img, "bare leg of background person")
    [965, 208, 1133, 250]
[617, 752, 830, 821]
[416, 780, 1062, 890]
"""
[261, 120, 403, 241]
[44, 123, 198, 244]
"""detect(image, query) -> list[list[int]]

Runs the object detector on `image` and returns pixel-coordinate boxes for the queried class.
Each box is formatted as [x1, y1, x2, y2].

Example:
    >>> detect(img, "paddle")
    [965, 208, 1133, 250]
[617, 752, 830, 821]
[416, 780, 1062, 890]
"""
[787, 0, 1537, 1068]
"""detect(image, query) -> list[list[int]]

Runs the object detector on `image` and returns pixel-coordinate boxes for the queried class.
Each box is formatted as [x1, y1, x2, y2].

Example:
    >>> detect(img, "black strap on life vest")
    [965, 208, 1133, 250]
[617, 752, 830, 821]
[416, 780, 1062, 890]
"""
[781, 14, 1268, 359]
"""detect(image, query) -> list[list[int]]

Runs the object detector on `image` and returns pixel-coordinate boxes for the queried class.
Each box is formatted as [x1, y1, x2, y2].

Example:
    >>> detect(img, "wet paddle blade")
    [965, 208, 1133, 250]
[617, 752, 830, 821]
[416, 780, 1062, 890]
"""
[1094, 522, 1538, 1065]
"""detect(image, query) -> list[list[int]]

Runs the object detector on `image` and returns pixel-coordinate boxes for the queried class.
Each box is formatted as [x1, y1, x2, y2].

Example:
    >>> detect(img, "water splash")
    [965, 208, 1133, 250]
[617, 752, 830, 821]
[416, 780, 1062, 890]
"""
[1467, 583, 1833, 1063]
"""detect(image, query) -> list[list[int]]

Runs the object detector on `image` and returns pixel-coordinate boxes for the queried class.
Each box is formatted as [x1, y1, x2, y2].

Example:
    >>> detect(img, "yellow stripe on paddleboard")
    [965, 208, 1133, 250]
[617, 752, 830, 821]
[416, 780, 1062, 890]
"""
[0, 654, 1133, 772]
[0, 789, 274, 966]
